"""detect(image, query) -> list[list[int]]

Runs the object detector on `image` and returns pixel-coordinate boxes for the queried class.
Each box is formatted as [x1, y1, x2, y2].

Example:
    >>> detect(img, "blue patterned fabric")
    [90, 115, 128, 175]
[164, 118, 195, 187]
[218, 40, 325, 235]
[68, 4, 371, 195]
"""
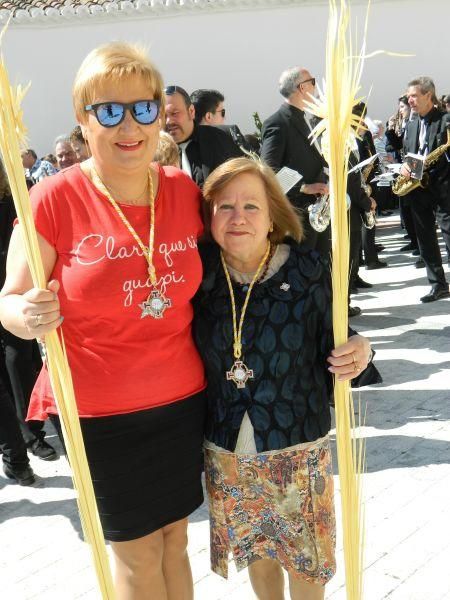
[194, 240, 336, 453]
[28, 159, 58, 183]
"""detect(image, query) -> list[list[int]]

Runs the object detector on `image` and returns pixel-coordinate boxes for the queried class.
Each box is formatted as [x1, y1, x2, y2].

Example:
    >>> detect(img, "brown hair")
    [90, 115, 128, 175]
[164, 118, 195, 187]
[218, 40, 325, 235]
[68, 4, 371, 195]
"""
[202, 157, 303, 244]
[42, 154, 58, 168]
[70, 125, 85, 145]
[73, 41, 165, 123]
[154, 131, 180, 168]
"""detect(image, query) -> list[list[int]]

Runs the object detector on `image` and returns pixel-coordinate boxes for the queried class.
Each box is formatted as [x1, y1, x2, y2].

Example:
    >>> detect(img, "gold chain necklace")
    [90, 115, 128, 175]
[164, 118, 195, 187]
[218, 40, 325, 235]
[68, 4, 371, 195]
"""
[88, 161, 171, 319]
[221, 241, 271, 388]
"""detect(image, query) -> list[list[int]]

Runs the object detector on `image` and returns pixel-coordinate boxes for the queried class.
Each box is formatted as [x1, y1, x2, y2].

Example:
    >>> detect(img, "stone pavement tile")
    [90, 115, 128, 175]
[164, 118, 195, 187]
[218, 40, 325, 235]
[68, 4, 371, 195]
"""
[369, 504, 450, 585]
[334, 569, 400, 600]
[25, 565, 97, 600]
[364, 466, 450, 538]
[193, 564, 251, 600]
[8, 548, 96, 600]
[380, 542, 450, 600]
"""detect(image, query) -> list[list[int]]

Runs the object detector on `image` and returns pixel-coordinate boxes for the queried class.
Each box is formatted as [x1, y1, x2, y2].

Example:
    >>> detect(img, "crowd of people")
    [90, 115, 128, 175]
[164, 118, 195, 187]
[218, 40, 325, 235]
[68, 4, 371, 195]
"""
[0, 42, 448, 600]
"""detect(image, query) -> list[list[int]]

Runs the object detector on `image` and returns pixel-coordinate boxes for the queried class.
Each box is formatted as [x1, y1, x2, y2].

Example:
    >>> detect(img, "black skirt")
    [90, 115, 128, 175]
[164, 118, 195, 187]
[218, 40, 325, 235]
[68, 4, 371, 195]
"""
[77, 391, 206, 542]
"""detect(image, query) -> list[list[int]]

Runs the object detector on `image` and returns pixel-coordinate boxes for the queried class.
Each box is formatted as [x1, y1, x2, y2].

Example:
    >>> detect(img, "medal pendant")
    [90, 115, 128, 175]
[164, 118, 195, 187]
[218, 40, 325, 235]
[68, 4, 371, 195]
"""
[226, 360, 254, 389]
[139, 289, 171, 319]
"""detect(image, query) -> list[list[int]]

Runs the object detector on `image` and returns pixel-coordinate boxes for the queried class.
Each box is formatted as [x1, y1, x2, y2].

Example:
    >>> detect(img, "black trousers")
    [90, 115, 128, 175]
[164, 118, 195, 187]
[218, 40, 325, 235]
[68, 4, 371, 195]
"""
[0, 328, 43, 446]
[349, 227, 362, 291]
[436, 201, 450, 260]
[0, 372, 30, 471]
[362, 222, 378, 264]
[399, 197, 418, 247]
[409, 188, 449, 288]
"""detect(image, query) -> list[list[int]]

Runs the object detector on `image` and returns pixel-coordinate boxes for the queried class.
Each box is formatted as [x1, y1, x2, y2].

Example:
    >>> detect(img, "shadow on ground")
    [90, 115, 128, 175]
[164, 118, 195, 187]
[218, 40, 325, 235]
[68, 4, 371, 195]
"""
[0, 496, 84, 538]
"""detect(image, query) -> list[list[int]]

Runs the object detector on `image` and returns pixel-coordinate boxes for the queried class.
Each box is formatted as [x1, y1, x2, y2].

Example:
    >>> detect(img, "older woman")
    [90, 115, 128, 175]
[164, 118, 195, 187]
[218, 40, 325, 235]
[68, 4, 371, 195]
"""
[0, 43, 206, 599]
[195, 157, 374, 600]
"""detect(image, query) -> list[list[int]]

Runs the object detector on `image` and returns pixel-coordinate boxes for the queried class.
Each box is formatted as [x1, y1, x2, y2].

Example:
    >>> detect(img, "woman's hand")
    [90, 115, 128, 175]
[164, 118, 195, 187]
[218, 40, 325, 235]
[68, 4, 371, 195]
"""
[327, 334, 371, 381]
[22, 280, 63, 338]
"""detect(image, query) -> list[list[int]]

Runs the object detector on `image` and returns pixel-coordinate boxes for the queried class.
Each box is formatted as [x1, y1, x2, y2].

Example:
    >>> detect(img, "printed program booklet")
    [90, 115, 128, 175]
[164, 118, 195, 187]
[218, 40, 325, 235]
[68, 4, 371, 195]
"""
[404, 153, 425, 180]
[276, 167, 303, 194]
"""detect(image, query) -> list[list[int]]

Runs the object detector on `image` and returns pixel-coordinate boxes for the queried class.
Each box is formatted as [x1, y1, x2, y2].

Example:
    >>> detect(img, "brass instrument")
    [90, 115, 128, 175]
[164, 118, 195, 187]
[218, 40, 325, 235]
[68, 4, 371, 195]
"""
[308, 194, 330, 232]
[392, 128, 450, 197]
[308, 193, 351, 232]
[360, 158, 376, 229]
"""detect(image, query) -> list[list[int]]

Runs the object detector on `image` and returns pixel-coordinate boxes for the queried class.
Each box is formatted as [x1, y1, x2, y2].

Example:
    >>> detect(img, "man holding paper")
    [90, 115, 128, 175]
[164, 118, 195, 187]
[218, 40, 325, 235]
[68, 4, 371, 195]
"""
[260, 67, 329, 252]
[401, 77, 450, 303]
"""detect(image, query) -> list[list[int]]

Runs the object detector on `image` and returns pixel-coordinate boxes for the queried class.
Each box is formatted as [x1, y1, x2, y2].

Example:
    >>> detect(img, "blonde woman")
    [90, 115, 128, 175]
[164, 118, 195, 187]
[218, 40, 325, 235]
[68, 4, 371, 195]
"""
[194, 157, 377, 600]
[0, 43, 206, 599]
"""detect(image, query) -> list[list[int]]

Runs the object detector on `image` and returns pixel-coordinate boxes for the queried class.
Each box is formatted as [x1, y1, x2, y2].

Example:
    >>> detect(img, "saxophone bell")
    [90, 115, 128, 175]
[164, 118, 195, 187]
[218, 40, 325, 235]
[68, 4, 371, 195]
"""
[308, 193, 352, 232]
[308, 194, 330, 232]
[393, 128, 450, 197]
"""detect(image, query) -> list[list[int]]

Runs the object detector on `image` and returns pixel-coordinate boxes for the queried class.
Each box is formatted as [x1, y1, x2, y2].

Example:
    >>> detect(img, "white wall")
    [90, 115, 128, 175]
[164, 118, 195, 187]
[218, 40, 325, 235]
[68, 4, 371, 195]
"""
[3, 0, 449, 156]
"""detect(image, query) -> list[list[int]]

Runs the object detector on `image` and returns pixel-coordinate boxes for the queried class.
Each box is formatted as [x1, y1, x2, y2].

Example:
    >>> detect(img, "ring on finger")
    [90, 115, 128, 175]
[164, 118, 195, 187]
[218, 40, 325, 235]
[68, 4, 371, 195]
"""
[34, 314, 42, 328]
[353, 361, 361, 372]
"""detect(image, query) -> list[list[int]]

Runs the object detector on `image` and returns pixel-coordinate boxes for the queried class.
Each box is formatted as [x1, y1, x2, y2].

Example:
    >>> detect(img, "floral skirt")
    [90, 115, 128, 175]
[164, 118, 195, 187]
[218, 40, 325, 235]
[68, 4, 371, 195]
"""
[204, 436, 336, 585]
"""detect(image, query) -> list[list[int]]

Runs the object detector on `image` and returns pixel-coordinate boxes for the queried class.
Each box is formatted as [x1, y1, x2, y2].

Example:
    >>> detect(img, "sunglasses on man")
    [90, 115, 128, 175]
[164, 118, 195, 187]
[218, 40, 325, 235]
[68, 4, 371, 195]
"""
[85, 99, 160, 128]
[215, 108, 226, 118]
[297, 77, 316, 89]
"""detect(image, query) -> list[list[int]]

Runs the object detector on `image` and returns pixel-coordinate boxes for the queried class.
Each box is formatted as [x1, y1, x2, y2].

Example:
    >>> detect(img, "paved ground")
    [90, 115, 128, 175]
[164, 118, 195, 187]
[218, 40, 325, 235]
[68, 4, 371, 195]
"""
[1, 214, 449, 600]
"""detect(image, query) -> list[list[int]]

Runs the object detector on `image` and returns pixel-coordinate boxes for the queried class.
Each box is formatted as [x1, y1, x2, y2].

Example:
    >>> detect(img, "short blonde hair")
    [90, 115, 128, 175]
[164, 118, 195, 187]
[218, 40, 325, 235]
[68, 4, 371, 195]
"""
[73, 41, 165, 122]
[154, 131, 180, 168]
[203, 157, 303, 245]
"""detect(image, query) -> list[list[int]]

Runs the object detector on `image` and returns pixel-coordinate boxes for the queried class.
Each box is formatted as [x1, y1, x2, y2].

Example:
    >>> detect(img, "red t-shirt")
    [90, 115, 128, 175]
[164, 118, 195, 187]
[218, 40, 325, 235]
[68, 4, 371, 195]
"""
[28, 163, 206, 418]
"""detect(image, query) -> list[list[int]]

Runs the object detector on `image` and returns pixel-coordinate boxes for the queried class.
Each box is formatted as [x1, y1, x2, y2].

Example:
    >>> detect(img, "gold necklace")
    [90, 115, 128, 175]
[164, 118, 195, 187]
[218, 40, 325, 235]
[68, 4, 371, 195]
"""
[106, 181, 149, 205]
[221, 241, 271, 389]
[88, 161, 171, 319]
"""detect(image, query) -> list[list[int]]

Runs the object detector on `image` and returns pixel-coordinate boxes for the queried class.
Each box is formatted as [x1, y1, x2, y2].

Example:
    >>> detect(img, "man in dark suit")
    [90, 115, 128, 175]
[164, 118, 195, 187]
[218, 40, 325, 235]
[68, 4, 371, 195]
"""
[401, 77, 450, 302]
[164, 85, 242, 188]
[260, 67, 329, 250]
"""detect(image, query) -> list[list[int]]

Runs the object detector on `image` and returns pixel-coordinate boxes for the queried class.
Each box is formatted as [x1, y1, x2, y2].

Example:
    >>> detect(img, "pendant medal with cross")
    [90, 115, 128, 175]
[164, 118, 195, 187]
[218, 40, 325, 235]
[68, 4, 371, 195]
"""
[139, 289, 172, 319]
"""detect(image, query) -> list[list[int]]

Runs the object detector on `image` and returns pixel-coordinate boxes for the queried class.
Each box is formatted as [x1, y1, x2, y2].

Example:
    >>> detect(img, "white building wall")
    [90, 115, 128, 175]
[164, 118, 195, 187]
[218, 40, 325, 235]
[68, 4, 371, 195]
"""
[3, 0, 449, 156]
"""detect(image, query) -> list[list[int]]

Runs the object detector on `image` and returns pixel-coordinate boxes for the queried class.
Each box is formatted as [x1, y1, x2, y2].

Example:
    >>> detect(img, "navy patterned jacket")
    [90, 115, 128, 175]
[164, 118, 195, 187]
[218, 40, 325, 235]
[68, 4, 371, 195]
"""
[194, 240, 337, 453]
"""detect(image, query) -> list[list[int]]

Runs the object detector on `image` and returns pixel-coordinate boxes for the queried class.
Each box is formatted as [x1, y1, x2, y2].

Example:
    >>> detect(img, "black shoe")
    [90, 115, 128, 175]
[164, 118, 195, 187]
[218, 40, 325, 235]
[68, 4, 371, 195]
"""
[355, 276, 373, 289]
[348, 306, 362, 317]
[412, 249, 420, 256]
[375, 244, 385, 252]
[400, 243, 417, 252]
[420, 287, 450, 303]
[28, 439, 57, 461]
[414, 259, 425, 269]
[3, 464, 36, 486]
[366, 260, 388, 270]
[350, 286, 358, 294]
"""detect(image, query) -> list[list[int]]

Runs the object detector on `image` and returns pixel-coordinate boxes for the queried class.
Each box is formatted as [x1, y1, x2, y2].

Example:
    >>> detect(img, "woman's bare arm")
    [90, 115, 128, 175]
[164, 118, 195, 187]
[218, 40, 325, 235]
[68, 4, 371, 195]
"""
[0, 226, 61, 340]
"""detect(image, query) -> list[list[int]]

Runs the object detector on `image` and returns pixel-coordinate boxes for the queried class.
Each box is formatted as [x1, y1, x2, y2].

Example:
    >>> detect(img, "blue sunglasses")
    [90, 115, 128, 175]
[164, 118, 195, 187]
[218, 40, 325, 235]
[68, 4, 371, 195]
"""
[85, 99, 160, 128]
